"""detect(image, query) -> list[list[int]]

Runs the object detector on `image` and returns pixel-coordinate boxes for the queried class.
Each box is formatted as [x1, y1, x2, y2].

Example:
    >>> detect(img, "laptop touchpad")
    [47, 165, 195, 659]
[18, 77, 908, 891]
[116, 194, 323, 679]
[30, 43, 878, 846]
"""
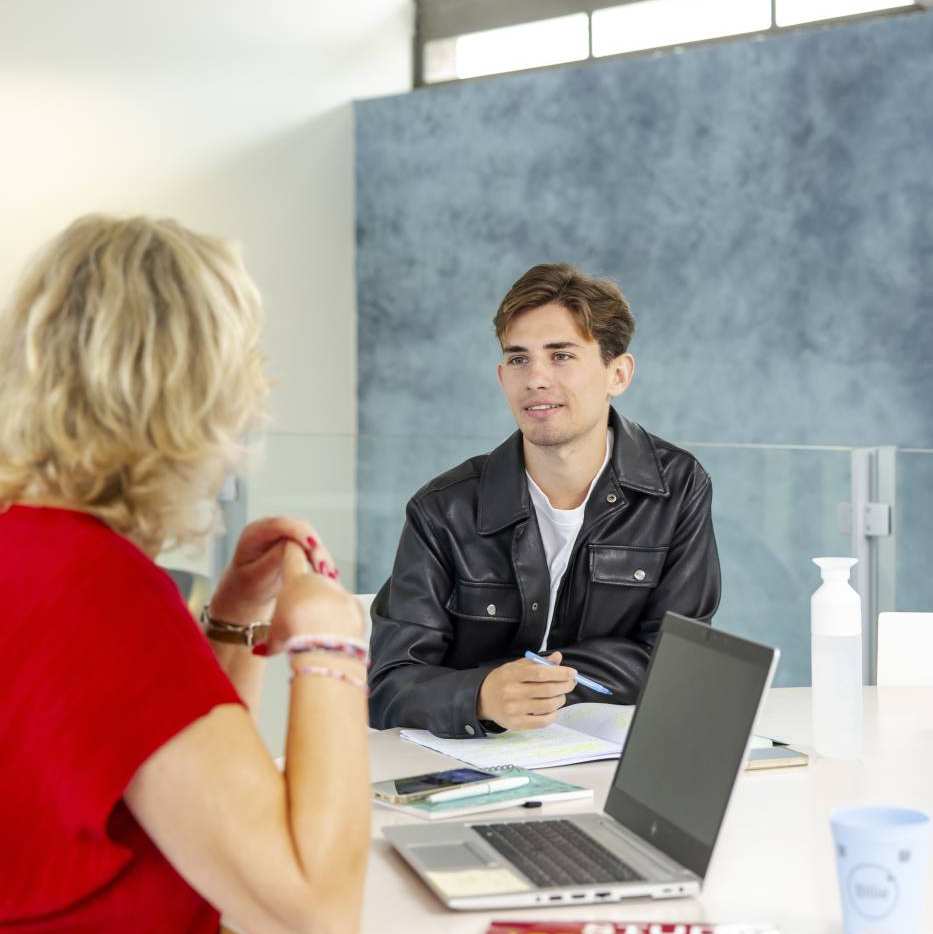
[413, 843, 489, 871]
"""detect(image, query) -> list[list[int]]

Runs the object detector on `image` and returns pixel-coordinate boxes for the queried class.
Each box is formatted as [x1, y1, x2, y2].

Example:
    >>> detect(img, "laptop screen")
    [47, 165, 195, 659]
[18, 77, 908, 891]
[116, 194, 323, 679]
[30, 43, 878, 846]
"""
[604, 613, 776, 878]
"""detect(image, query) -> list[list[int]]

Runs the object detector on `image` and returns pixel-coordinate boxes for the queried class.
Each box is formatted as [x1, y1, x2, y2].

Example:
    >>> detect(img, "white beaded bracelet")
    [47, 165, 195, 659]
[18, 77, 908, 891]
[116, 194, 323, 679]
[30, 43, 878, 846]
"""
[284, 634, 369, 663]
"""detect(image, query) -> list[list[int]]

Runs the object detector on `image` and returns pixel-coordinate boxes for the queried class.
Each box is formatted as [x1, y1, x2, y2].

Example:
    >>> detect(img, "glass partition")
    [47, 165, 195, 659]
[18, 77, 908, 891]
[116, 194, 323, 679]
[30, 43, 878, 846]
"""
[219, 434, 858, 689]
[683, 444, 852, 687]
[245, 431, 359, 586]
[353, 434, 854, 688]
[896, 449, 933, 612]
[169, 433, 931, 753]
[356, 431, 503, 594]
[166, 434, 857, 687]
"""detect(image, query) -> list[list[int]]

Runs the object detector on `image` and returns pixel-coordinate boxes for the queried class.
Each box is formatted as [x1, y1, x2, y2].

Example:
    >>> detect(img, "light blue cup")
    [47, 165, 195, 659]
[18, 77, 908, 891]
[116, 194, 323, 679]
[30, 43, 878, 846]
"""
[831, 806, 930, 934]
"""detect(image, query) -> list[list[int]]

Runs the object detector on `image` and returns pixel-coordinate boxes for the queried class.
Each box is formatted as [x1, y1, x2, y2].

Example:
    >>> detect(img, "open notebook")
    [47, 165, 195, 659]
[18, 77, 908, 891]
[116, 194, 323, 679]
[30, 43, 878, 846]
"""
[400, 703, 776, 770]
[400, 704, 636, 769]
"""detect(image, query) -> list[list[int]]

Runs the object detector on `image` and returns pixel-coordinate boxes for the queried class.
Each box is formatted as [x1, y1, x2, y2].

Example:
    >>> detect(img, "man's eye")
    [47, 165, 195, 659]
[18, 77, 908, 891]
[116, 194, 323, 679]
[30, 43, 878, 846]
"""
[507, 356, 527, 366]
[553, 352, 573, 362]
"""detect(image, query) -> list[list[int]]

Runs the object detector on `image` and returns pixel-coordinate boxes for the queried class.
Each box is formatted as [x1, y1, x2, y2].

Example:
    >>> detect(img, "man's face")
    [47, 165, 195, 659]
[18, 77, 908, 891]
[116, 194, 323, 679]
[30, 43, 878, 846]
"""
[496, 302, 633, 448]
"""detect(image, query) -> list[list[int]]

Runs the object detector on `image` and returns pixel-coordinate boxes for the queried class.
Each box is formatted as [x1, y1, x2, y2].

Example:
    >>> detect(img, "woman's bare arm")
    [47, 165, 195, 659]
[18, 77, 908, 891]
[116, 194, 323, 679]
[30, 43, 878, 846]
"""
[126, 548, 369, 934]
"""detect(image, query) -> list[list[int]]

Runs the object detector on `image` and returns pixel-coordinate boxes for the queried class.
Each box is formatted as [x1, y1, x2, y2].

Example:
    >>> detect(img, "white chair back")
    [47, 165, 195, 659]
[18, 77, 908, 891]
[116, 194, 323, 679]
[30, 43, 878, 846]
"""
[877, 612, 933, 686]
[356, 593, 377, 642]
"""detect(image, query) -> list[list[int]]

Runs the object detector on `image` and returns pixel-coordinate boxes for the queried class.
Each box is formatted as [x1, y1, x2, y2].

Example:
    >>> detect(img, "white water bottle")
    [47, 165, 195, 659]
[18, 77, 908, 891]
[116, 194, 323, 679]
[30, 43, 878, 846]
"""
[811, 557, 863, 759]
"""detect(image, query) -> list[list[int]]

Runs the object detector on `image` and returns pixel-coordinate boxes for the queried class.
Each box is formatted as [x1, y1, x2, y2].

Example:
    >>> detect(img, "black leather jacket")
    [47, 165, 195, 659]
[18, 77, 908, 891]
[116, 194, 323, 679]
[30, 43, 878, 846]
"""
[368, 408, 721, 737]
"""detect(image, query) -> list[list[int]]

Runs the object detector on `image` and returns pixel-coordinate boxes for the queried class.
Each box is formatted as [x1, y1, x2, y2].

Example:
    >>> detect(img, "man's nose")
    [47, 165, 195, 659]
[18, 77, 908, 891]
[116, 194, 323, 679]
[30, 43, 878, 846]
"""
[525, 358, 551, 389]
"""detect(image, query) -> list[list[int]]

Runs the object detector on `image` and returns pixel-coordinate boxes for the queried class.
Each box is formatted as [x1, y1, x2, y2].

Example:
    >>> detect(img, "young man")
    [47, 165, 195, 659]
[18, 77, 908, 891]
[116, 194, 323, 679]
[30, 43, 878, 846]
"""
[369, 264, 720, 737]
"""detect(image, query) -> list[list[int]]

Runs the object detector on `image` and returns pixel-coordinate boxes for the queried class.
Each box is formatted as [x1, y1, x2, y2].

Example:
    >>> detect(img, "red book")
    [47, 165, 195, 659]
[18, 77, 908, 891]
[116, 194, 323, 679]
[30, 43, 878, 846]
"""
[485, 923, 780, 934]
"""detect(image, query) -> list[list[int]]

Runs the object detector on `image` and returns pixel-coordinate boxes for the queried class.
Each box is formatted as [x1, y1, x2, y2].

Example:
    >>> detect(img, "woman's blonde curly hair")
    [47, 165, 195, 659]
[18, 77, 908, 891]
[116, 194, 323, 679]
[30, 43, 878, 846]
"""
[0, 214, 268, 554]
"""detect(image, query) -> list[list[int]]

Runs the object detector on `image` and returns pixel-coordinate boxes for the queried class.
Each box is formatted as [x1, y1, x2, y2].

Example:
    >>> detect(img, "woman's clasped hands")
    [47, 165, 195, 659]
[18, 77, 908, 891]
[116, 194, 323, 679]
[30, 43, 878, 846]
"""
[209, 516, 365, 654]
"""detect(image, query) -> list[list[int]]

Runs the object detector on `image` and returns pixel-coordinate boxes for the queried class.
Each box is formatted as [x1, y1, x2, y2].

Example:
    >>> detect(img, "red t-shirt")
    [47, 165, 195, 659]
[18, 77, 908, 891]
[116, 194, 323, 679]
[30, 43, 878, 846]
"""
[0, 505, 242, 931]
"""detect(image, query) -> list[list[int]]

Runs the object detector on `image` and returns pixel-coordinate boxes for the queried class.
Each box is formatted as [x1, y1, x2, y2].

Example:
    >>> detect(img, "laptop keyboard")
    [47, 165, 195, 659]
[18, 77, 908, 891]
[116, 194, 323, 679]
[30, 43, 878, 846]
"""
[472, 819, 644, 888]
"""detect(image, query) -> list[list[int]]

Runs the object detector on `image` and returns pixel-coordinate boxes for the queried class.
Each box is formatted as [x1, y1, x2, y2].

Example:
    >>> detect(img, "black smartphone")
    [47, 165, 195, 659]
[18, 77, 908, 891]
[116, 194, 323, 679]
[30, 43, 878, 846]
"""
[371, 767, 497, 804]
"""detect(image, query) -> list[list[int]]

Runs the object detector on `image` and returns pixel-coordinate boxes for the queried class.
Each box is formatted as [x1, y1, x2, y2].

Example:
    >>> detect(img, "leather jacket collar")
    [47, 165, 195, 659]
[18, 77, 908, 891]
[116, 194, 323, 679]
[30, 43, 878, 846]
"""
[477, 407, 669, 535]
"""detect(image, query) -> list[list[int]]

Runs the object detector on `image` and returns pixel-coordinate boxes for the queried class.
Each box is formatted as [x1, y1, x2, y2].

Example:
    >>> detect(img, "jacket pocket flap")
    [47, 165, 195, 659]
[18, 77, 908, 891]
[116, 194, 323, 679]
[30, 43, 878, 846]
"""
[589, 545, 667, 588]
[447, 579, 522, 622]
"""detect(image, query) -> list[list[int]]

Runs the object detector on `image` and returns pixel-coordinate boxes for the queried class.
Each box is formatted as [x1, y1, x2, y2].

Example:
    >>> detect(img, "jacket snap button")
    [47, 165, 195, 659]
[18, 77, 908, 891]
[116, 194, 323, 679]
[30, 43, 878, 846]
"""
[531, 601, 539, 612]
[633, 569, 646, 581]
[607, 493, 618, 504]
[486, 604, 496, 616]
[464, 724, 475, 736]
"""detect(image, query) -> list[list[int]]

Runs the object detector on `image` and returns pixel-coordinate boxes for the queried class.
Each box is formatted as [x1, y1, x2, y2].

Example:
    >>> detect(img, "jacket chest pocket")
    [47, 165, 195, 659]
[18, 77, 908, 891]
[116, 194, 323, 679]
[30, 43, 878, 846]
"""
[445, 579, 522, 664]
[446, 579, 522, 622]
[580, 544, 668, 637]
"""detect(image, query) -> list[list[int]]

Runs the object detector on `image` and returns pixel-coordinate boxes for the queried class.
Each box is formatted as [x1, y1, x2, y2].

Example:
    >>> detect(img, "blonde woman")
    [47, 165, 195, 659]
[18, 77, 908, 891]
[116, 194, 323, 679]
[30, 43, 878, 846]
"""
[0, 216, 369, 933]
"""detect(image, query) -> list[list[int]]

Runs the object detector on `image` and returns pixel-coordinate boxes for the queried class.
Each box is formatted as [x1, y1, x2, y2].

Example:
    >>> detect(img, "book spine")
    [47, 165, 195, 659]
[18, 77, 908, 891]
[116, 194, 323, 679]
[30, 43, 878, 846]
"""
[487, 924, 778, 933]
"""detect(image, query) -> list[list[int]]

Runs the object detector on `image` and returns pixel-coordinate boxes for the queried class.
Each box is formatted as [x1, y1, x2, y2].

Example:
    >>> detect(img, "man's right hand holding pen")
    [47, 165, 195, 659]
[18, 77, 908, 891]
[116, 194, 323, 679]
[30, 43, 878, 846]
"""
[477, 651, 577, 731]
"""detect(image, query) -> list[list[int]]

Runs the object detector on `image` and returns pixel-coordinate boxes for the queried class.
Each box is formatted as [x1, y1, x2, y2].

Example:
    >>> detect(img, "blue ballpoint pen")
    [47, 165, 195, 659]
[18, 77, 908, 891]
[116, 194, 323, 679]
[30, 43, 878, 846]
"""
[523, 650, 613, 695]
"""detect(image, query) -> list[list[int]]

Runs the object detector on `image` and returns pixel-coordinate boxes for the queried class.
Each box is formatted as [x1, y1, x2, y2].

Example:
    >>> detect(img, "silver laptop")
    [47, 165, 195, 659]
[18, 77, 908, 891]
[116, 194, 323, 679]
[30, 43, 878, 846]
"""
[384, 612, 779, 910]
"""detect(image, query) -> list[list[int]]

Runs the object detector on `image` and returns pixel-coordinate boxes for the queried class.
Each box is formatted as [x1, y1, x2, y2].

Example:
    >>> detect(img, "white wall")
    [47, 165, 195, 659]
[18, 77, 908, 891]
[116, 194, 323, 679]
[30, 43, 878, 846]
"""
[0, 0, 412, 536]
[0, 0, 412, 751]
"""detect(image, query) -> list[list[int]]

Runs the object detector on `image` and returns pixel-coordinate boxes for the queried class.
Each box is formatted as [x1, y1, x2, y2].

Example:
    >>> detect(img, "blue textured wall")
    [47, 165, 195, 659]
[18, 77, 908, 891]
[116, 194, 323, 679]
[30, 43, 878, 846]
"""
[355, 12, 933, 684]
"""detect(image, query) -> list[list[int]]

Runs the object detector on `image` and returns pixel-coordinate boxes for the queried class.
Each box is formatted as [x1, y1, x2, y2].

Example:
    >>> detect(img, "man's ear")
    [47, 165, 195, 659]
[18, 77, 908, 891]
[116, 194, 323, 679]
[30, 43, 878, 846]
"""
[608, 353, 635, 398]
[496, 361, 505, 390]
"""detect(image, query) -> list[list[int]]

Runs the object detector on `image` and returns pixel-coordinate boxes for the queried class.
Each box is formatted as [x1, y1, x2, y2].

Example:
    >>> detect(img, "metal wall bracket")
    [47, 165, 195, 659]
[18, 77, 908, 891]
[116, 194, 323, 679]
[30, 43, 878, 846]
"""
[864, 502, 892, 537]
[838, 501, 892, 537]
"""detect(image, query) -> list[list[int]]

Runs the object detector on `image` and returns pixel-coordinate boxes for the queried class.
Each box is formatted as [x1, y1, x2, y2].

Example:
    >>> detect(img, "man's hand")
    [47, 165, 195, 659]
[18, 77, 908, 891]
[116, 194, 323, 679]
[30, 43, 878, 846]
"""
[210, 516, 337, 624]
[477, 652, 576, 731]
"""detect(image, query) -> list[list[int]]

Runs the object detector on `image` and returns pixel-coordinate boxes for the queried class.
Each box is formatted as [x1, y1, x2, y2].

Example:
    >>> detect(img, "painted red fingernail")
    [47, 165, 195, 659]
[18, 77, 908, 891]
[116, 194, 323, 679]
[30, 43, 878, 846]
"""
[306, 535, 317, 548]
[251, 643, 268, 657]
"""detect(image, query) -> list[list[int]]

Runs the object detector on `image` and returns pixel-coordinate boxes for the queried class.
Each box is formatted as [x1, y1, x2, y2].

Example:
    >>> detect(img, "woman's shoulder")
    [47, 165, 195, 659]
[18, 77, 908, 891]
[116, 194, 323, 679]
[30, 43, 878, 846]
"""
[3, 503, 186, 619]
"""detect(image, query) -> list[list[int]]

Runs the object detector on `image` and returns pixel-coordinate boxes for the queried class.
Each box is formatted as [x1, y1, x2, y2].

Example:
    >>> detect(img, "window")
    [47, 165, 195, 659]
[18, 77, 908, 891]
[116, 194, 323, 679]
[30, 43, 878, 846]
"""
[777, 0, 915, 27]
[416, 0, 927, 86]
[425, 13, 589, 84]
[593, 0, 771, 58]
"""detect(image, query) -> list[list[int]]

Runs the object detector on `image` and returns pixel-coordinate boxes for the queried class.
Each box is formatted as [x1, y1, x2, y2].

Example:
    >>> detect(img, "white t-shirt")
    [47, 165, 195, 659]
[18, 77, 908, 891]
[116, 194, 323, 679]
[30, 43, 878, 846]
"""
[525, 429, 613, 652]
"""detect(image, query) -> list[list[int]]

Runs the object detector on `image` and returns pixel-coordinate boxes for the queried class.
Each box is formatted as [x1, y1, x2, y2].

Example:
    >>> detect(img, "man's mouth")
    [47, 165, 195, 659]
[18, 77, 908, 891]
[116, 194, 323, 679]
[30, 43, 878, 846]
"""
[524, 402, 563, 413]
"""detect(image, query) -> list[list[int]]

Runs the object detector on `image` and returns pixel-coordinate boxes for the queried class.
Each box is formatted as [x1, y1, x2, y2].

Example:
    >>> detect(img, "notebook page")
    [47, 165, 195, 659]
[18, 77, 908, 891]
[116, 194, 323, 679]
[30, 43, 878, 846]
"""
[554, 702, 775, 749]
[399, 723, 621, 769]
[555, 702, 635, 745]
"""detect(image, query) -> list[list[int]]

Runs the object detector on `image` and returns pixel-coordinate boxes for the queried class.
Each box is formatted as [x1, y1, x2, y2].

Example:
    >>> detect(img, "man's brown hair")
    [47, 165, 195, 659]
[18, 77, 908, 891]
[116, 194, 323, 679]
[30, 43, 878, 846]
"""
[493, 263, 635, 364]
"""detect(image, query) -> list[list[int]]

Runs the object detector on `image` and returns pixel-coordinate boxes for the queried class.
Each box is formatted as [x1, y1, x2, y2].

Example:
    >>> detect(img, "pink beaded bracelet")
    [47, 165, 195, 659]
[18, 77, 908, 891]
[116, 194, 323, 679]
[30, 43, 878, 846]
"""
[284, 634, 369, 663]
[291, 665, 369, 694]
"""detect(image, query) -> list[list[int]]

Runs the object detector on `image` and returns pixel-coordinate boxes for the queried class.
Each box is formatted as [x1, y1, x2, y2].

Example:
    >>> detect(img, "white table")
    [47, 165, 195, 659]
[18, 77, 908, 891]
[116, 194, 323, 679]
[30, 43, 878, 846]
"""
[363, 688, 933, 934]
